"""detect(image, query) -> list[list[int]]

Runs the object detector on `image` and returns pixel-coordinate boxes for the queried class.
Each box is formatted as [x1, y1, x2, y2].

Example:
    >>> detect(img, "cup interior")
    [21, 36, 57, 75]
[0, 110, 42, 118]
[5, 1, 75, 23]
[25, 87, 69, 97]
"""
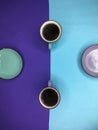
[40, 21, 61, 43]
[39, 87, 60, 109]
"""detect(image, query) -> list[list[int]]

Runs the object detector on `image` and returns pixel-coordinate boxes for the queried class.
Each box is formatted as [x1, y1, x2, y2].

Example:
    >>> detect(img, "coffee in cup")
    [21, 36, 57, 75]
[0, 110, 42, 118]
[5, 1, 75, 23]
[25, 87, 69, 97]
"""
[39, 81, 60, 109]
[40, 20, 62, 43]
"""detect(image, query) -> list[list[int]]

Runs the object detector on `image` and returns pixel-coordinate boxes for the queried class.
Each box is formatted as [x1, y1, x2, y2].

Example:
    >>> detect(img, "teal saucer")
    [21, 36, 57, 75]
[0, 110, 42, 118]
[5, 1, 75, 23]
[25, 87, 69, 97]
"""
[0, 48, 23, 79]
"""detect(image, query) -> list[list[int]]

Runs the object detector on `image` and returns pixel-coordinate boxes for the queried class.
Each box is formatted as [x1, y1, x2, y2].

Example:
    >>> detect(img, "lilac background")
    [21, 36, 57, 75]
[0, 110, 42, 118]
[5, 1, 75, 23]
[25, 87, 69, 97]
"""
[0, 0, 49, 130]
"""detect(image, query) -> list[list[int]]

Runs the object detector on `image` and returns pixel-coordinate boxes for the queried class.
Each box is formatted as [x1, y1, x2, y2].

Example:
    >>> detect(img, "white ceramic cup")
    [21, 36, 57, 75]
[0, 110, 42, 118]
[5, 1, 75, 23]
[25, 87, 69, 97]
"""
[40, 20, 62, 43]
[39, 81, 60, 109]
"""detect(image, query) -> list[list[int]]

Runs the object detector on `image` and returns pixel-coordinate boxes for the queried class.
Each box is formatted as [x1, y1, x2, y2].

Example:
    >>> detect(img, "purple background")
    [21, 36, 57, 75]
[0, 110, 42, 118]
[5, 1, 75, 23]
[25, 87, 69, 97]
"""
[0, 0, 49, 130]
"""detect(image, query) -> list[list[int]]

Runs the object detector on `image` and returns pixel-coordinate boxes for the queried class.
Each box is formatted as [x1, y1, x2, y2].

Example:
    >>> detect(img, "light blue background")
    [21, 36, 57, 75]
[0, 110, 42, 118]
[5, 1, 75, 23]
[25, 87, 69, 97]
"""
[49, 0, 98, 130]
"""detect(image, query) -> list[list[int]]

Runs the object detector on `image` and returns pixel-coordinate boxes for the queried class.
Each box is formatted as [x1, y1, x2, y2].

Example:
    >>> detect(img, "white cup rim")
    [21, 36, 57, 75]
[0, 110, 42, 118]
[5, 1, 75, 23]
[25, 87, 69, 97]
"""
[40, 20, 62, 43]
[39, 87, 60, 109]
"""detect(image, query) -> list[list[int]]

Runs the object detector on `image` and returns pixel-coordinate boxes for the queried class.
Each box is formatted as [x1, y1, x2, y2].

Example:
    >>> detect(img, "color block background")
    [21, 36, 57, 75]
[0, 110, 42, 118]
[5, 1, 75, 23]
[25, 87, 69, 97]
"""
[0, 0, 98, 130]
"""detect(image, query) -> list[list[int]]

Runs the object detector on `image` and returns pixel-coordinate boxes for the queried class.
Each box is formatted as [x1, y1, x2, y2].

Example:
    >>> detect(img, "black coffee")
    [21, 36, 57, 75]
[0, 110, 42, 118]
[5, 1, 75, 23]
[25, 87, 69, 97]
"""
[42, 23, 60, 41]
[41, 88, 59, 107]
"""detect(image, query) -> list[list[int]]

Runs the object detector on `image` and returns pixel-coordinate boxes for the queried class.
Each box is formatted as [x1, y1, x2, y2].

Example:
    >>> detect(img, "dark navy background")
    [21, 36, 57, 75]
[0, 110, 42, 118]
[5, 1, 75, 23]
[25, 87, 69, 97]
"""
[0, 0, 49, 129]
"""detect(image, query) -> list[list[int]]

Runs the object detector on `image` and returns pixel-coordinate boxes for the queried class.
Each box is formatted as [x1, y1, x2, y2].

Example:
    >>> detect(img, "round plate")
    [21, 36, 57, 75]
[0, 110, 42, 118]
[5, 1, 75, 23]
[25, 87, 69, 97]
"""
[0, 48, 23, 79]
[82, 45, 98, 77]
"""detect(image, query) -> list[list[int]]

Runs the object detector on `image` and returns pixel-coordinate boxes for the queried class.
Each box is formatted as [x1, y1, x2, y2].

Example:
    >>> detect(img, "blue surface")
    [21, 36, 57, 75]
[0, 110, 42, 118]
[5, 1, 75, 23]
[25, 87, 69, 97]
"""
[49, 0, 98, 129]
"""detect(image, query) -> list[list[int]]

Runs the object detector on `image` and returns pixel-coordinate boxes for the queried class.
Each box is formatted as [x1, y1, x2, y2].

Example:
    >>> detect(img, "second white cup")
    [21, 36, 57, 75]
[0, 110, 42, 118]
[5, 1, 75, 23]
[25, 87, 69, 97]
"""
[39, 81, 60, 109]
